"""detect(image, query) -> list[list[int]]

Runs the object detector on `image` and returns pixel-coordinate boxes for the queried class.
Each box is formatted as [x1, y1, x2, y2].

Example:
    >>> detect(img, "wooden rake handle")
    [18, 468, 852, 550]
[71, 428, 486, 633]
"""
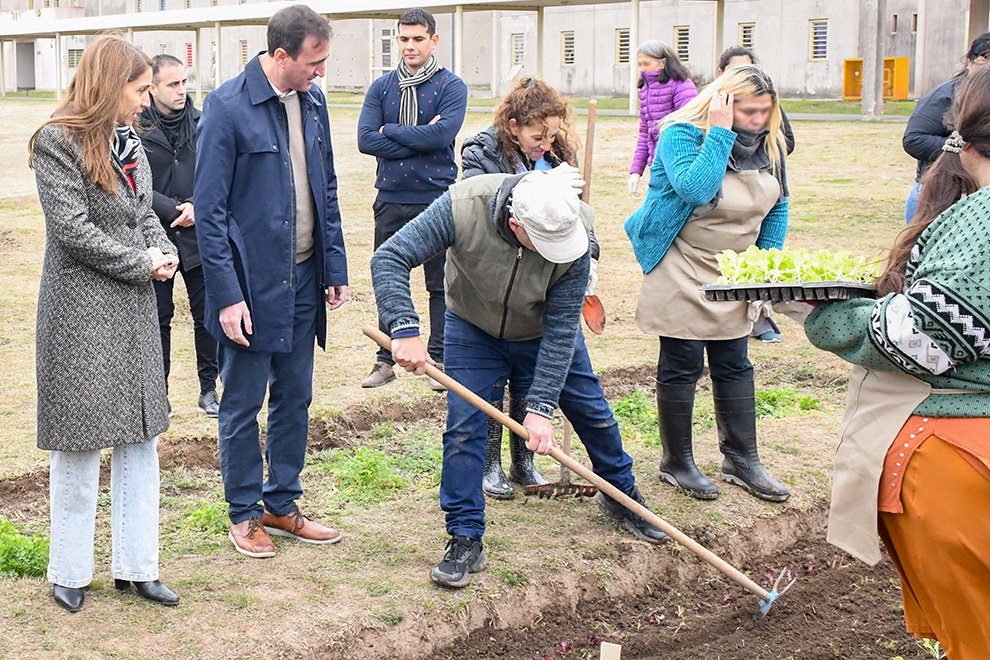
[361, 325, 773, 604]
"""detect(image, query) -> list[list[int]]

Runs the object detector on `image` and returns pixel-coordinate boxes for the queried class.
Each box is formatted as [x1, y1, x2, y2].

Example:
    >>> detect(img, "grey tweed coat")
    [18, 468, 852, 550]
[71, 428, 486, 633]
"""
[33, 123, 177, 452]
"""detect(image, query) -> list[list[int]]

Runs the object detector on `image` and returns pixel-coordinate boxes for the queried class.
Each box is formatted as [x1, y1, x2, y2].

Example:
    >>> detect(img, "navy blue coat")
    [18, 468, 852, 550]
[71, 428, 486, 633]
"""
[194, 55, 348, 353]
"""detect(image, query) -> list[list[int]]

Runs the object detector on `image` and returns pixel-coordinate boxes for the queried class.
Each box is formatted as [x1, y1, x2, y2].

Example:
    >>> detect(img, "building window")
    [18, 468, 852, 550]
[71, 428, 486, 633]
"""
[739, 23, 755, 50]
[511, 33, 525, 67]
[616, 28, 630, 64]
[561, 31, 574, 66]
[159, 0, 164, 10]
[67, 48, 83, 68]
[891, 14, 898, 33]
[28, 0, 34, 8]
[185, 43, 193, 68]
[381, 28, 395, 68]
[674, 26, 689, 63]
[809, 19, 828, 61]
[184, 0, 190, 7]
[239, 40, 248, 69]
[912, 13, 918, 32]
[210, 0, 216, 6]
[135, 0, 141, 11]
[52, 0, 59, 7]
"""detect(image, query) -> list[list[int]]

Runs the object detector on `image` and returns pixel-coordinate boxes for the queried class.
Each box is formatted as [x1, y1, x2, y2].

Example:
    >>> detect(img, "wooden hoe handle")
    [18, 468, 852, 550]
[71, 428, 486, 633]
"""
[361, 324, 775, 604]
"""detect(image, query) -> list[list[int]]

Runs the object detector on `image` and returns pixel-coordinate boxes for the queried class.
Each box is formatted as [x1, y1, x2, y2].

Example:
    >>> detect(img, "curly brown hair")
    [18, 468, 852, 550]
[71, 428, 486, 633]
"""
[493, 76, 580, 171]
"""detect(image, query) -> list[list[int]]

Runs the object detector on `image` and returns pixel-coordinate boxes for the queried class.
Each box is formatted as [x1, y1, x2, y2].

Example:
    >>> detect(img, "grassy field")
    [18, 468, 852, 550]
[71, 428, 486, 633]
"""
[0, 98, 914, 659]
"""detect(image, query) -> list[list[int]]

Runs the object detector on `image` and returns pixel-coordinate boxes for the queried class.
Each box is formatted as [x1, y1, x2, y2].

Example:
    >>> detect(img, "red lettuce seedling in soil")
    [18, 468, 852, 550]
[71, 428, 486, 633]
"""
[586, 631, 600, 646]
[723, 589, 738, 604]
[760, 568, 775, 588]
[649, 612, 666, 625]
[802, 563, 819, 576]
[556, 640, 572, 655]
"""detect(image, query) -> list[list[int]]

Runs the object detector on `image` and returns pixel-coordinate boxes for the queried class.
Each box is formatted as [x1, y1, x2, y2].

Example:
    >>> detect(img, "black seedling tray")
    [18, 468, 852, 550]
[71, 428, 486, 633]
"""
[703, 281, 878, 302]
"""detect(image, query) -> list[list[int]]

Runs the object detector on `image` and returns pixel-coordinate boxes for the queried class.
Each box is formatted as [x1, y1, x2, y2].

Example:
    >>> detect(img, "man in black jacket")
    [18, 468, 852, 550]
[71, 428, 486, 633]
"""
[142, 54, 220, 416]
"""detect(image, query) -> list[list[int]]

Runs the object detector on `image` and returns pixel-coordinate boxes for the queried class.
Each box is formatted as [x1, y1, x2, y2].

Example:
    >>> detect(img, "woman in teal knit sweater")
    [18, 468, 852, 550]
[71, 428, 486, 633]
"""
[789, 68, 990, 659]
[625, 65, 789, 503]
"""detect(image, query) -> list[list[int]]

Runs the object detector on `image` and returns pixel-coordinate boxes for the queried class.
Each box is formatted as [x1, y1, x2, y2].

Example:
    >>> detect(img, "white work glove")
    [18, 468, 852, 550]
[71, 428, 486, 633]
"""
[585, 258, 599, 297]
[747, 300, 773, 323]
[547, 163, 586, 193]
[772, 301, 817, 325]
[627, 173, 641, 196]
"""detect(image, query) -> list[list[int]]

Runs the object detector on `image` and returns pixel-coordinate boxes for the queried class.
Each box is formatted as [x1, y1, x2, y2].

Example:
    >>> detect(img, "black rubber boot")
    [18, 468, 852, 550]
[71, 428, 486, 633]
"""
[483, 398, 515, 499]
[713, 380, 790, 502]
[657, 383, 719, 500]
[507, 397, 547, 487]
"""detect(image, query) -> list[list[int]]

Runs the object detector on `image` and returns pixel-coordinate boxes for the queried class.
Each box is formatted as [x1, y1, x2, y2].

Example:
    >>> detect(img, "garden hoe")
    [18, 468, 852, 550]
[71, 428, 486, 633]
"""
[363, 325, 796, 614]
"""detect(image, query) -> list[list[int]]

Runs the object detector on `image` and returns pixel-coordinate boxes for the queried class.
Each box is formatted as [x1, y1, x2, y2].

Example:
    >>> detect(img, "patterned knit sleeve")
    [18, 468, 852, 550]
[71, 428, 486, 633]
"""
[807, 193, 990, 375]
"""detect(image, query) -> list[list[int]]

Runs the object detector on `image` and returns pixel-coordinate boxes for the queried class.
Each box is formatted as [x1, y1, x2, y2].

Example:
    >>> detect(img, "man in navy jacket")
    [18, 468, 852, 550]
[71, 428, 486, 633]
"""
[357, 7, 467, 389]
[195, 5, 348, 558]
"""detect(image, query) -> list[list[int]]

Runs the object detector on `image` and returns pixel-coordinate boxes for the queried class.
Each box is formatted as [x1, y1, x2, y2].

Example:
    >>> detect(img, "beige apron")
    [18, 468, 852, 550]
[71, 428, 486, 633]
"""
[827, 366, 981, 565]
[636, 169, 781, 340]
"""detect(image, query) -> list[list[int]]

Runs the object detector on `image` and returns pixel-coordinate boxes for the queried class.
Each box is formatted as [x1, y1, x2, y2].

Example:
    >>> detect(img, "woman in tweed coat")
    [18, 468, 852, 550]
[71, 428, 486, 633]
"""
[29, 36, 181, 612]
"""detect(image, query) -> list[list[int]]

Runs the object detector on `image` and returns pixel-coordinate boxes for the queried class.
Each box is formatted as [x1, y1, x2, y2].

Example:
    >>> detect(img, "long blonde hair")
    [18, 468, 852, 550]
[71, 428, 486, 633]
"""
[660, 64, 784, 170]
[29, 35, 152, 194]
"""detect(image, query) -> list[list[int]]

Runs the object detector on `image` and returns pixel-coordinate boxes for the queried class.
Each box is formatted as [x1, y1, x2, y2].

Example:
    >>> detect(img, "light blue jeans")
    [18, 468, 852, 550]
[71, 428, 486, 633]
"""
[47, 437, 160, 588]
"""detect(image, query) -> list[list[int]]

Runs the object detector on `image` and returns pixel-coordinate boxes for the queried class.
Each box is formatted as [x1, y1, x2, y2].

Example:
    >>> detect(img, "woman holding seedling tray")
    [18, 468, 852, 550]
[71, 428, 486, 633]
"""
[778, 67, 990, 658]
[624, 65, 790, 502]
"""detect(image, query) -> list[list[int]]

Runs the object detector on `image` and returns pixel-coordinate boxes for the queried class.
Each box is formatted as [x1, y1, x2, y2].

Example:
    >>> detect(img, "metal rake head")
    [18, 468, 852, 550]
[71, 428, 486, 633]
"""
[524, 483, 599, 499]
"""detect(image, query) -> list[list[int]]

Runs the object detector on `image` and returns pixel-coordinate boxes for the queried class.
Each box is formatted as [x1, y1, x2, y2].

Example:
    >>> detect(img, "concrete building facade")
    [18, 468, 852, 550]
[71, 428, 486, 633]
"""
[0, 0, 983, 100]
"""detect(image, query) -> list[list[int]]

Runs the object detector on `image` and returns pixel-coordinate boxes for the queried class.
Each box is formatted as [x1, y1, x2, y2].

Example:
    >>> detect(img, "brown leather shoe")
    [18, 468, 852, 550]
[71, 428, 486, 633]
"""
[228, 516, 276, 558]
[261, 507, 342, 545]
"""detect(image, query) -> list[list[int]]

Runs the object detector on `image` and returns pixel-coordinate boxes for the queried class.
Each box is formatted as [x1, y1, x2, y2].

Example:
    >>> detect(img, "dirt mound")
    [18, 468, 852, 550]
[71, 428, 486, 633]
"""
[330, 507, 925, 660]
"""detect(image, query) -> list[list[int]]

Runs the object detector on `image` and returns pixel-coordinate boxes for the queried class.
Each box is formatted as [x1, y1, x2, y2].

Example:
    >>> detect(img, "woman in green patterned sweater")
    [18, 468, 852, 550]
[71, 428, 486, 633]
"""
[791, 68, 990, 659]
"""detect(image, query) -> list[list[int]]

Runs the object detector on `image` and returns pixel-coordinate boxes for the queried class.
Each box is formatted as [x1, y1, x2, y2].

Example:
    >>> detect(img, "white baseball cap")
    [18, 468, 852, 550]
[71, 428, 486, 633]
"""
[510, 171, 589, 264]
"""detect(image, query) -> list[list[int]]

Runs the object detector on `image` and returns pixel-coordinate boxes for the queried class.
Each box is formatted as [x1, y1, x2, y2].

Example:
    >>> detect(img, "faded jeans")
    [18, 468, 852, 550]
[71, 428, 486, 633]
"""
[47, 437, 160, 588]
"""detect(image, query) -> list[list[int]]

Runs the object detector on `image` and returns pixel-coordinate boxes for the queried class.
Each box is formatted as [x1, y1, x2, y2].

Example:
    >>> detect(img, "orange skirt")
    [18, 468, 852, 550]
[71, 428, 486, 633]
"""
[878, 435, 990, 660]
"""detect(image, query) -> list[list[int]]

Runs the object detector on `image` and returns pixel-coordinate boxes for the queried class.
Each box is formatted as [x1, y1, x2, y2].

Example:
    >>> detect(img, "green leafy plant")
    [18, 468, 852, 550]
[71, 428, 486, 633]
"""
[0, 518, 49, 578]
[716, 246, 881, 284]
[182, 502, 229, 536]
[918, 639, 946, 659]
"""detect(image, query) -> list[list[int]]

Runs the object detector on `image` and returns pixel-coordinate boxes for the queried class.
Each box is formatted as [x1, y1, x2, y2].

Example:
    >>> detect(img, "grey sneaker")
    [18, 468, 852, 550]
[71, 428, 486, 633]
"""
[429, 362, 447, 392]
[431, 535, 486, 588]
[361, 362, 396, 388]
[197, 390, 220, 418]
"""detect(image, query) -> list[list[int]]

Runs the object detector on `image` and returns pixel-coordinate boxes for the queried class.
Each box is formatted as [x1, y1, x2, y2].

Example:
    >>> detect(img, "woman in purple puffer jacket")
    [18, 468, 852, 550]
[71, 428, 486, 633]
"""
[628, 40, 698, 195]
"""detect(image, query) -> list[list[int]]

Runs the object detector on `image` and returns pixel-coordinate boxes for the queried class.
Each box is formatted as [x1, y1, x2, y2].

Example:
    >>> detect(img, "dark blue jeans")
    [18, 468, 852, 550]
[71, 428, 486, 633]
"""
[217, 257, 318, 523]
[442, 311, 636, 540]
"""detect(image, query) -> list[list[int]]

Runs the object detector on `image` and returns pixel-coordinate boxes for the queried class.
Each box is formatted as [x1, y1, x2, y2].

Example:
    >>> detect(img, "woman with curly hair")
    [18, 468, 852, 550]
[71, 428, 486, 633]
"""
[461, 76, 579, 176]
[460, 76, 595, 500]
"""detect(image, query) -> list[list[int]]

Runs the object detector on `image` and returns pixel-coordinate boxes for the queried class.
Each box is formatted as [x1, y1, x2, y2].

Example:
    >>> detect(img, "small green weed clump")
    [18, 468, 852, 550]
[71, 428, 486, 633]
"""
[317, 442, 441, 504]
[755, 387, 820, 418]
[0, 518, 48, 578]
[612, 390, 660, 446]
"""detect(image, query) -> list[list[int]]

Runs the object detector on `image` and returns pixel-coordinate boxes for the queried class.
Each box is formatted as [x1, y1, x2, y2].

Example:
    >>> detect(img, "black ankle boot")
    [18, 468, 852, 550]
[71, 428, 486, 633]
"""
[52, 584, 85, 612]
[115, 579, 180, 606]
[712, 380, 789, 502]
[657, 383, 719, 499]
[507, 397, 547, 487]
[483, 398, 514, 499]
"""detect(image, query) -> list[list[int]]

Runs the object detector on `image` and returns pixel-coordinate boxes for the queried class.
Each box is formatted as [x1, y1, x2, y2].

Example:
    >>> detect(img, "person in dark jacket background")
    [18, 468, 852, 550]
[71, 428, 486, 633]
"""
[460, 77, 600, 499]
[902, 32, 990, 224]
[141, 54, 220, 417]
[357, 8, 468, 390]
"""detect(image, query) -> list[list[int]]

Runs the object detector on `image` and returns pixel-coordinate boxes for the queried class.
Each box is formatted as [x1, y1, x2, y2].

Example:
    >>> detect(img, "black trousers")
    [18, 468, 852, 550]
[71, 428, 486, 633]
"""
[656, 336, 753, 385]
[373, 199, 447, 364]
[154, 263, 219, 395]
